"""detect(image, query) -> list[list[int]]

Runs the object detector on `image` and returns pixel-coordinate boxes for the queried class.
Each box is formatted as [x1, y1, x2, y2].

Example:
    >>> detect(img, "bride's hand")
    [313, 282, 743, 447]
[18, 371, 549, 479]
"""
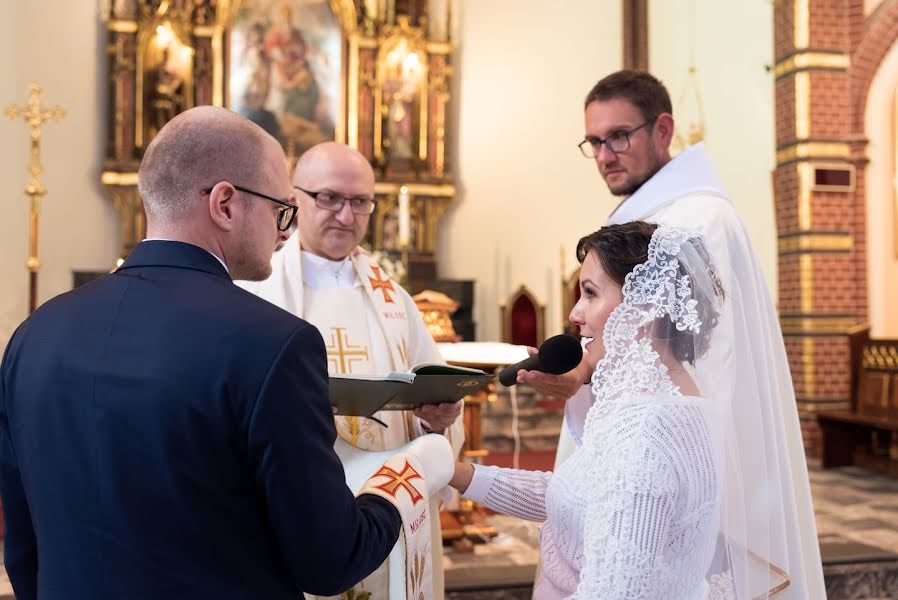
[448, 462, 475, 494]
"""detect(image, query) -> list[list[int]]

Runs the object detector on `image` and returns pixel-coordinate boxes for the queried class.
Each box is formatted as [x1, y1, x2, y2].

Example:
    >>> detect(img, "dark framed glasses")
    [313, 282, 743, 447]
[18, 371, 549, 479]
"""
[293, 185, 377, 215]
[578, 118, 656, 158]
[201, 184, 298, 232]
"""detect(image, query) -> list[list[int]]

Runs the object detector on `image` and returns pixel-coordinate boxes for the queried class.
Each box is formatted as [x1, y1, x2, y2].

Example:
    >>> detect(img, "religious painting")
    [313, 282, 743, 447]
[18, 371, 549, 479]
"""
[140, 21, 195, 146]
[382, 38, 424, 161]
[229, 0, 343, 158]
[376, 32, 428, 170]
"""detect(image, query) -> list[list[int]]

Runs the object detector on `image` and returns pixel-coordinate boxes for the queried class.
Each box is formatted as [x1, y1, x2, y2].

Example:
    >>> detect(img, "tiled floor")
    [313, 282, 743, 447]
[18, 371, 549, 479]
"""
[811, 465, 898, 555]
[444, 515, 541, 596]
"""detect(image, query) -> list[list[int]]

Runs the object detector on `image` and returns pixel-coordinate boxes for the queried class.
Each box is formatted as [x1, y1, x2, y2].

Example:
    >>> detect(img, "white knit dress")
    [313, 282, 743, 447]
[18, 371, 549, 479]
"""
[464, 395, 722, 600]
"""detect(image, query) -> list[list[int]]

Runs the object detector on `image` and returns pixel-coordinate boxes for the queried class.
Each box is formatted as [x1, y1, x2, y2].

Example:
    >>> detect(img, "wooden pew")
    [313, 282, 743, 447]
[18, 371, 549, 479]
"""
[818, 326, 898, 474]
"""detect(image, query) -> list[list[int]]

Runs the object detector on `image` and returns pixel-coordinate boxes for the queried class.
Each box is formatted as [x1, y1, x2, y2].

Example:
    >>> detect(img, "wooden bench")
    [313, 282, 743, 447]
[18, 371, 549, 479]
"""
[818, 326, 898, 474]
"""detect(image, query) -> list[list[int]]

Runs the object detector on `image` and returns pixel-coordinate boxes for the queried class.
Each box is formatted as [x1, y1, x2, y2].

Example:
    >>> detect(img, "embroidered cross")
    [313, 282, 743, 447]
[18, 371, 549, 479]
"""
[325, 327, 370, 374]
[368, 265, 396, 304]
[372, 460, 424, 505]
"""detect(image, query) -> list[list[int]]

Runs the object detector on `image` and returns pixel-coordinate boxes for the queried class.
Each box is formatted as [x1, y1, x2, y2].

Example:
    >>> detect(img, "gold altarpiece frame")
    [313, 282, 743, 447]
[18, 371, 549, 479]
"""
[101, 0, 455, 286]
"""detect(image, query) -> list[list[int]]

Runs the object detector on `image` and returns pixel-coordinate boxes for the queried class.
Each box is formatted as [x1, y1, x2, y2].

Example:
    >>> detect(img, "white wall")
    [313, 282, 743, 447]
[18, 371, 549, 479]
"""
[0, 0, 25, 349]
[864, 39, 898, 338]
[440, 0, 777, 342]
[440, 0, 623, 342]
[0, 0, 120, 349]
[649, 0, 778, 300]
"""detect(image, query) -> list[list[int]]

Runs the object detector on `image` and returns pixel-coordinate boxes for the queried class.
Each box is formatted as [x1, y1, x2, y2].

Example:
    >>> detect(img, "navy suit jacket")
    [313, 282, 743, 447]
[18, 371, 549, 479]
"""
[0, 241, 400, 599]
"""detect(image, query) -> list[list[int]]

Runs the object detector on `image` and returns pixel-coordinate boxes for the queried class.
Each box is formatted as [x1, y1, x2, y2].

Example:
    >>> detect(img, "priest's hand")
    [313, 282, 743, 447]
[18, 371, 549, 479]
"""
[518, 349, 595, 401]
[415, 401, 462, 433]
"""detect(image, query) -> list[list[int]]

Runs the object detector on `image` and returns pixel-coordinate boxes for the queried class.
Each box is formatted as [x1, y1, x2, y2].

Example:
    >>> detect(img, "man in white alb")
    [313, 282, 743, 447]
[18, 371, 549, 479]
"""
[240, 142, 464, 600]
[518, 70, 826, 599]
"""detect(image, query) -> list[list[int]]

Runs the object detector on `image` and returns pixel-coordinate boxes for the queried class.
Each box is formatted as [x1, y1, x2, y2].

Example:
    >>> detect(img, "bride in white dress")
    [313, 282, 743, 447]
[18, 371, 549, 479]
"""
[449, 223, 780, 599]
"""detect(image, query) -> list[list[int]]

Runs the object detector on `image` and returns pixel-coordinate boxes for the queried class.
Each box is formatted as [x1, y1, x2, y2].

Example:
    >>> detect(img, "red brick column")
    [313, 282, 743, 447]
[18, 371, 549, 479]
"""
[773, 0, 898, 458]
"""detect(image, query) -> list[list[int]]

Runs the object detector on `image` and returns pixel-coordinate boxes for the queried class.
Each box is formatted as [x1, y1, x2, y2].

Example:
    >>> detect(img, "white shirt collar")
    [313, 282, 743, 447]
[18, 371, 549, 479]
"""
[301, 250, 357, 290]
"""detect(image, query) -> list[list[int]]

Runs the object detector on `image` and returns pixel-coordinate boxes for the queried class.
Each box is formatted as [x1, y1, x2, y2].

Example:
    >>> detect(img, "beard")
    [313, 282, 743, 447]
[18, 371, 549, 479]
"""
[604, 144, 665, 197]
[608, 175, 648, 197]
[236, 260, 273, 282]
[229, 231, 275, 282]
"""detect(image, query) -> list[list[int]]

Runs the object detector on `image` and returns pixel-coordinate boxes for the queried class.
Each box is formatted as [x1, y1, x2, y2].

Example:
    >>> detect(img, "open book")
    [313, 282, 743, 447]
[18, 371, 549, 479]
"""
[329, 363, 494, 417]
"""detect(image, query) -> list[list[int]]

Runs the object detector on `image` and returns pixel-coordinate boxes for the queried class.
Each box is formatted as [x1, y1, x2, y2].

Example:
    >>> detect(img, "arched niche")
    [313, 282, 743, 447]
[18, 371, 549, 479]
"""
[864, 37, 898, 337]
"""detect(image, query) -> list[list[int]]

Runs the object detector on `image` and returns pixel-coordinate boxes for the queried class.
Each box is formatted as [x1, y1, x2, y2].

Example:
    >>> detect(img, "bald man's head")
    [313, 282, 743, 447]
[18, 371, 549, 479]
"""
[293, 142, 373, 189]
[292, 142, 376, 260]
[138, 106, 281, 222]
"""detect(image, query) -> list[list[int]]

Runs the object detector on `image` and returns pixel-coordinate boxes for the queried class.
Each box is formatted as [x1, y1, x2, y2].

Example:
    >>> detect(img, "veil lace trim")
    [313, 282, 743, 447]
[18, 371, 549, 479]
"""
[585, 227, 702, 439]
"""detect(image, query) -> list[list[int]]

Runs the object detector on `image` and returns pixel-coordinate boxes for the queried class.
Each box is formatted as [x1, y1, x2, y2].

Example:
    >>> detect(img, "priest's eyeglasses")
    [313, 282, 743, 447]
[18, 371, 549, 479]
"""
[201, 185, 298, 231]
[578, 119, 655, 158]
[294, 185, 377, 215]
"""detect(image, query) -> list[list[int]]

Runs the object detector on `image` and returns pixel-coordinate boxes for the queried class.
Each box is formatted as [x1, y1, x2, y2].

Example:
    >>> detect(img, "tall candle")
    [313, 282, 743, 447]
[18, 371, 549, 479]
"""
[398, 186, 410, 249]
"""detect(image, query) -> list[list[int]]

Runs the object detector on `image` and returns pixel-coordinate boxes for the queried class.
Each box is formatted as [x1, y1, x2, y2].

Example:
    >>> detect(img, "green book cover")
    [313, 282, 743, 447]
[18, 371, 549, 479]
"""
[329, 363, 493, 417]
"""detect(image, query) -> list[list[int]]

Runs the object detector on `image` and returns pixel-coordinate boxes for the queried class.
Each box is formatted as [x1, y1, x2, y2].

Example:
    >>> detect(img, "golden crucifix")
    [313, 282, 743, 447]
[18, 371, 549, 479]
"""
[5, 83, 66, 314]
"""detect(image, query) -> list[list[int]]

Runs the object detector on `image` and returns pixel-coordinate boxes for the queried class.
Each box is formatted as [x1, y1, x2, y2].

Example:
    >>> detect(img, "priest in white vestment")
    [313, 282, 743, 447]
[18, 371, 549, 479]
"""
[520, 70, 826, 599]
[239, 142, 464, 600]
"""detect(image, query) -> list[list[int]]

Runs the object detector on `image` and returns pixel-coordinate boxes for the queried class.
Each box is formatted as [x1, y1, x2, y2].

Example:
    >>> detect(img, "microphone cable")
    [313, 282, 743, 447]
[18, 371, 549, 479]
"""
[509, 382, 521, 470]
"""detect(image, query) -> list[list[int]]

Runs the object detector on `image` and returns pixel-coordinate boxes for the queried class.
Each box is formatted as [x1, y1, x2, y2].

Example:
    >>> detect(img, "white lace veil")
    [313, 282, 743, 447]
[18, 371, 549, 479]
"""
[579, 225, 797, 599]
[585, 226, 716, 410]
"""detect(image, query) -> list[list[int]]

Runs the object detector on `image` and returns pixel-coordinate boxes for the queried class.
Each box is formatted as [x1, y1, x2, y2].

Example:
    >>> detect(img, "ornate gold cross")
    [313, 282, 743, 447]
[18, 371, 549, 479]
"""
[325, 327, 370, 374]
[5, 83, 66, 314]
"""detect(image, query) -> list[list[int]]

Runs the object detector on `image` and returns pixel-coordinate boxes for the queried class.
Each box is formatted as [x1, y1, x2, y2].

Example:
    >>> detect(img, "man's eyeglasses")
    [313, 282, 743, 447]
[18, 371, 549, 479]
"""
[201, 184, 297, 231]
[294, 185, 377, 215]
[578, 119, 655, 158]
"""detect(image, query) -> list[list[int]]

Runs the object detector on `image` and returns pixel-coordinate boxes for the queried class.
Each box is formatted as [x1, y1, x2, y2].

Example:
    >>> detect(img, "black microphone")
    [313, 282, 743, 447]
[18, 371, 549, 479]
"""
[498, 334, 583, 387]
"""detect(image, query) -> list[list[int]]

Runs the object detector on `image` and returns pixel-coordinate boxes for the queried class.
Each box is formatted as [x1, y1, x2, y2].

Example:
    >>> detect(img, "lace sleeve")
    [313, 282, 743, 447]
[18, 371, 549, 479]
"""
[573, 441, 678, 599]
[461, 464, 549, 522]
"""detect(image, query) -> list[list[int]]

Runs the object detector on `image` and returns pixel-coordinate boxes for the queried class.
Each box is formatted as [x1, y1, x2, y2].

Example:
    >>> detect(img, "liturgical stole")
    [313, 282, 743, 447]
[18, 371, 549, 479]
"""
[301, 248, 435, 600]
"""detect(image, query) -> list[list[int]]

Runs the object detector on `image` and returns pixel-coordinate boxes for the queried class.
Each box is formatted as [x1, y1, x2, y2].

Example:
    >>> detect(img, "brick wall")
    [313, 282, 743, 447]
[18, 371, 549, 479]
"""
[773, 0, 896, 458]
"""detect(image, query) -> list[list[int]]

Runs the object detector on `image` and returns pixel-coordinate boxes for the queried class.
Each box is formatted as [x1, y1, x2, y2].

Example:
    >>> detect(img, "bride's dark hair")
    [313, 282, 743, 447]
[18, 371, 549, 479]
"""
[576, 221, 724, 364]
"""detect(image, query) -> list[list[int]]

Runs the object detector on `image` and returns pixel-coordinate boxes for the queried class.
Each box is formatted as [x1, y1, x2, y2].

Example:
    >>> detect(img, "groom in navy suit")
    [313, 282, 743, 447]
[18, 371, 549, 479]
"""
[0, 106, 401, 599]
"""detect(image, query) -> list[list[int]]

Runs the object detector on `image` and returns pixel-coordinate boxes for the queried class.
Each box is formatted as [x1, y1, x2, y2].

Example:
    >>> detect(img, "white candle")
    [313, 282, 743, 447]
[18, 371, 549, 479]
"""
[398, 186, 410, 249]
[428, 0, 449, 40]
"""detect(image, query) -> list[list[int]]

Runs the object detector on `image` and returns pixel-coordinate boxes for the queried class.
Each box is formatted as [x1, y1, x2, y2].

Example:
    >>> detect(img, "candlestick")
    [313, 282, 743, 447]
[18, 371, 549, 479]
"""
[398, 185, 410, 249]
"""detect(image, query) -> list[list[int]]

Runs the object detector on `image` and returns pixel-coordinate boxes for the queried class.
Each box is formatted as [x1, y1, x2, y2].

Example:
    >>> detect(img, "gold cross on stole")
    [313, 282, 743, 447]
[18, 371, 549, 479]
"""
[324, 327, 370, 374]
[372, 460, 424, 505]
[368, 265, 396, 303]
